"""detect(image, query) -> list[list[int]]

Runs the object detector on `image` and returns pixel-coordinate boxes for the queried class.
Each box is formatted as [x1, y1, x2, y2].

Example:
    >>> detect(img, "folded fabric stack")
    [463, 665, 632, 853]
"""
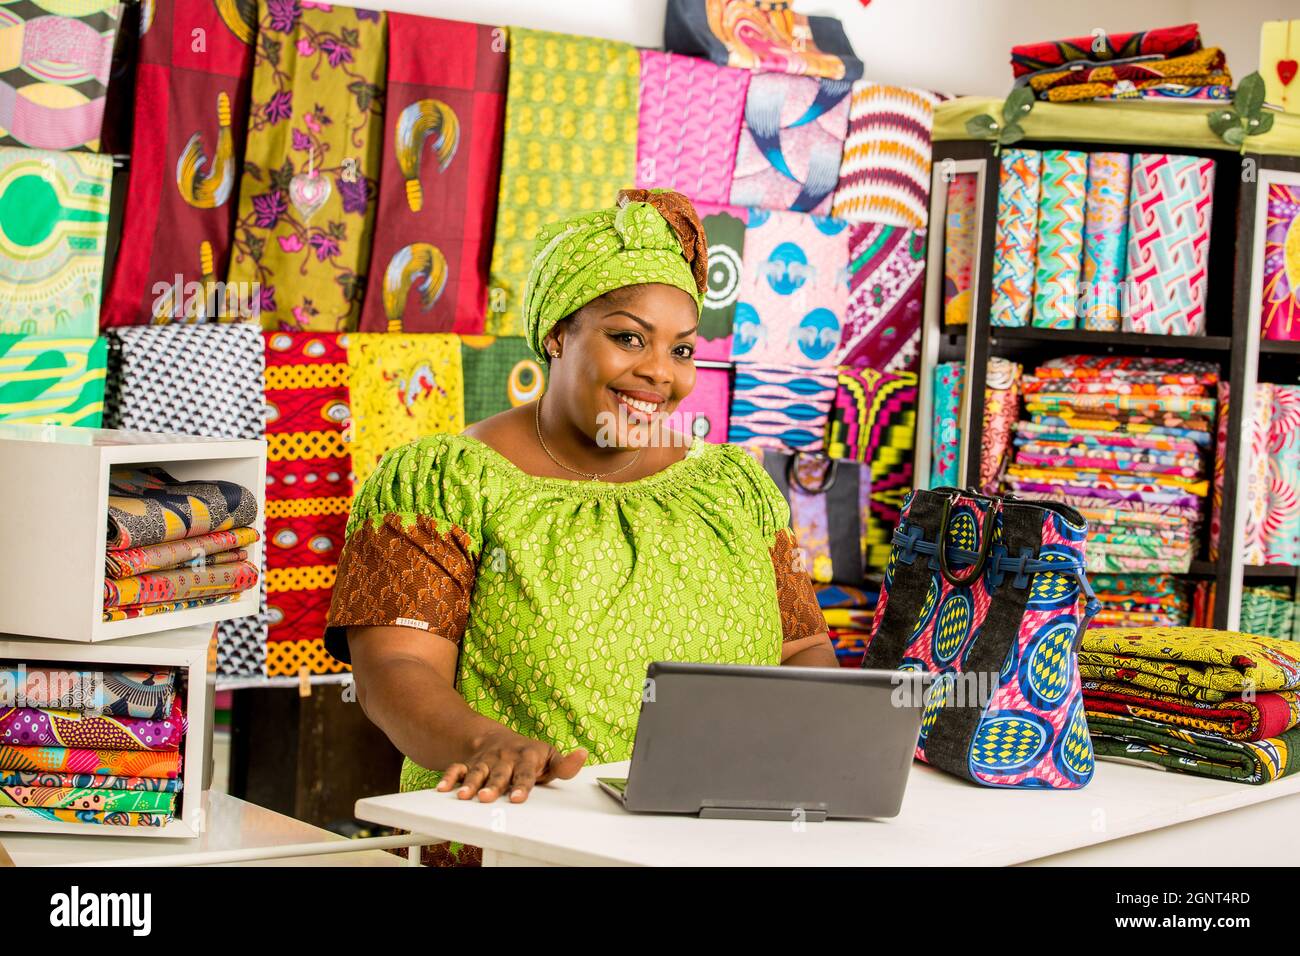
[104, 468, 261, 622]
[1004, 355, 1217, 580]
[1080, 627, 1300, 784]
[814, 583, 876, 668]
[1011, 23, 1232, 103]
[1089, 574, 1190, 629]
[1241, 586, 1300, 643]
[0, 666, 184, 826]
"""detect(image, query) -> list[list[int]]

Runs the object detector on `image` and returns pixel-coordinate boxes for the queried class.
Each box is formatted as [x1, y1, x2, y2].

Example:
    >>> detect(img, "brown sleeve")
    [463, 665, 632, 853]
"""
[769, 527, 826, 644]
[323, 513, 479, 663]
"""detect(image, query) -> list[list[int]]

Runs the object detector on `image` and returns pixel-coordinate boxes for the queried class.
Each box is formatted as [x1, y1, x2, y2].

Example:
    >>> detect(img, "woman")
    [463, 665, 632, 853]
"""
[324, 188, 835, 859]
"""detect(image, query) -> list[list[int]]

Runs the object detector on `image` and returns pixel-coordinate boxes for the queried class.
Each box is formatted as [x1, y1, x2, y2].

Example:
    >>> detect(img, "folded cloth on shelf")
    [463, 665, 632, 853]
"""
[0, 697, 183, 751]
[103, 594, 239, 623]
[1028, 47, 1231, 103]
[822, 608, 873, 630]
[1021, 378, 1210, 397]
[1088, 713, 1300, 784]
[0, 668, 175, 720]
[1083, 681, 1300, 741]
[0, 770, 181, 793]
[1033, 354, 1219, 381]
[1031, 414, 1212, 443]
[1016, 452, 1201, 478]
[0, 335, 108, 428]
[103, 561, 260, 610]
[1240, 587, 1299, 643]
[0, 806, 170, 827]
[1024, 393, 1216, 416]
[0, 785, 176, 813]
[106, 468, 258, 550]
[1079, 627, 1300, 702]
[1014, 421, 1204, 454]
[1004, 466, 1208, 495]
[1093, 610, 1186, 627]
[813, 583, 876, 609]
[105, 527, 260, 579]
[0, 745, 181, 779]
[1006, 481, 1201, 510]
[1010, 23, 1202, 78]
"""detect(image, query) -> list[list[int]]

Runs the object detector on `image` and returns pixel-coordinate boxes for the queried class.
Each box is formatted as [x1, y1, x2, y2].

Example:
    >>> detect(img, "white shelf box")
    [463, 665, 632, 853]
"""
[0, 624, 213, 839]
[0, 424, 266, 643]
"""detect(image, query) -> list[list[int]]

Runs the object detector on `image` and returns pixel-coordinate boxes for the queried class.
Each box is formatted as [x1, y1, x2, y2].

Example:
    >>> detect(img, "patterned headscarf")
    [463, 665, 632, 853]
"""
[522, 188, 709, 361]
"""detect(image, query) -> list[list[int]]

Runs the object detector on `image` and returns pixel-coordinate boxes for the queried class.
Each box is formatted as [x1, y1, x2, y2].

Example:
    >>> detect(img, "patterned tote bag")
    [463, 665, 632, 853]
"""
[760, 451, 868, 587]
[863, 488, 1100, 789]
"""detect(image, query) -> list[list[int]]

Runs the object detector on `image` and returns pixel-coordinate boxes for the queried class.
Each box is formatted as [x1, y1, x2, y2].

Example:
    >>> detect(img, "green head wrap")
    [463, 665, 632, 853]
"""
[522, 188, 709, 361]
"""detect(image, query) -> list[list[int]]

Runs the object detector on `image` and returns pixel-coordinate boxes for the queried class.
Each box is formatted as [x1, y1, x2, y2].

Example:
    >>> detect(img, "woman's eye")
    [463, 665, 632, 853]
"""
[674, 345, 695, 359]
[613, 332, 642, 347]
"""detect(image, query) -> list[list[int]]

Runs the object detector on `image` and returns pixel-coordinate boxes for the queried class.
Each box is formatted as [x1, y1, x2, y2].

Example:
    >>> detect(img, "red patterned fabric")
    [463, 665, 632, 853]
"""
[359, 17, 506, 334]
[1010, 23, 1201, 78]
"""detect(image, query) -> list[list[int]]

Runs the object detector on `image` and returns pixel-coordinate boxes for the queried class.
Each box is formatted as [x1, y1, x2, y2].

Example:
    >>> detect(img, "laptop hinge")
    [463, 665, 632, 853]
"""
[698, 807, 828, 823]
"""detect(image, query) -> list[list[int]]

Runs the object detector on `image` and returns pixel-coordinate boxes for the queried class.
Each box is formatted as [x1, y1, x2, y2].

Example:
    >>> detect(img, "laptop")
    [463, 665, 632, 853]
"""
[597, 662, 926, 822]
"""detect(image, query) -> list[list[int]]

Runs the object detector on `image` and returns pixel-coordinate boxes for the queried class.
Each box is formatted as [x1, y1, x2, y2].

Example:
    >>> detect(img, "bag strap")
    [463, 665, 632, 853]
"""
[937, 494, 998, 589]
[786, 453, 838, 495]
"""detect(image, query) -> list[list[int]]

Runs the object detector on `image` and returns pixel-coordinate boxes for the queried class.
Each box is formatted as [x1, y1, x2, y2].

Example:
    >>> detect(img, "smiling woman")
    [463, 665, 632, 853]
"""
[322, 188, 834, 866]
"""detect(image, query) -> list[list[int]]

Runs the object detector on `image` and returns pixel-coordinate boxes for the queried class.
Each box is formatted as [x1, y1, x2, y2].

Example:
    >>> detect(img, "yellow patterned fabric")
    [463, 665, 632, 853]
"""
[345, 333, 464, 486]
[485, 28, 640, 335]
[267, 638, 349, 676]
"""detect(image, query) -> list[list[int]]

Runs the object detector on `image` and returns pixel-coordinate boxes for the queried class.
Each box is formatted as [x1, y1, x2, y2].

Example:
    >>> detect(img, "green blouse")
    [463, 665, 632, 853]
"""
[325, 433, 823, 793]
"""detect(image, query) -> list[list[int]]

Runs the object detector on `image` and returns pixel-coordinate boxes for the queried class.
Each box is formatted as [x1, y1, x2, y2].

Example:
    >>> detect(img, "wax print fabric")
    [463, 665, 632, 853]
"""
[1124, 153, 1215, 336]
[0, 806, 169, 826]
[227, 1, 387, 332]
[486, 28, 640, 335]
[359, 16, 505, 334]
[831, 82, 937, 229]
[103, 560, 258, 609]
[0, 147, 111, 336]
[0, 745, 181, 778]
[1028, 48, 1231, 104]
[942, 172, 977, 326]
[100, 0, 255, 326]
[1241, 587, 1299, 643]
[663, 0, 863, 82]
[1083, 682, 1299, 742]
[1267, 386, 1300, 565]
[837, 220, 924, 371]
[729, 73, 851, 216]
[459, 335, 543, 425]
[674, 364, 730, 444]
[346, 332, 464, 486]
[0, 785, 174, 813]
[0, 334, 105, 426]
[930, 361, 962, 487]
[1032, 150, 1086, 329]
[0, 0, 122, 151]
[1088, 714, 1299, 784]
[1263, 182, 1300, 340]
[106, 467, 257, 550]
[695, 202, 747, 361]
[0, 697, 183, 751]
[1209, 382, 1271, 564]
[0, 667, 174, 719]
[732, 208, 847, 367]
[635, 51, 748, 206]
[0, 770, 181, 793]
[105, 527, 260, 579]
[263, 331, 352, 678]
[980, 357, 1021, 494]
[727, 362, 836, 452]
[1010, 23, 1202, 78]
[989, 148, 1039, 328]
[1081, 152, 1130, 331]
[103, 594, 238, 622]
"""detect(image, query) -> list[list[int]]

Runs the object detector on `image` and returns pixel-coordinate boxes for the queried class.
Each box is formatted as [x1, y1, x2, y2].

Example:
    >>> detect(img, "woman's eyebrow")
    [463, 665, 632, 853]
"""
[604, 310, 698, 337]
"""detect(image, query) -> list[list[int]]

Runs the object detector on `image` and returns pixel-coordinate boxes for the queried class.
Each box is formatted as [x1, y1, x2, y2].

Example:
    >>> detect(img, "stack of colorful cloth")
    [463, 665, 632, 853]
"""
[1081, 627, 1300, 784]
[1089, 574, 1190, 629]
[1241, 586, 1300, 643]
[0, 666, 184, 826]
[104, 467, 260, 622]
[1010, 23, 1233, 103]
[815, 583, 876, 668]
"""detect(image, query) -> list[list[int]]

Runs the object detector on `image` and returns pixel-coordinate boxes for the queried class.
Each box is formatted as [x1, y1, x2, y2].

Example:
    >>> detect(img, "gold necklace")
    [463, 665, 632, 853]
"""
[534, 395, 642, 481]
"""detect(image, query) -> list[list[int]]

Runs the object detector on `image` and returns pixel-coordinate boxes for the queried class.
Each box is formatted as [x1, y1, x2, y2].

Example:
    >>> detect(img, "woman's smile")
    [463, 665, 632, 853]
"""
[609, 387, 667, 422]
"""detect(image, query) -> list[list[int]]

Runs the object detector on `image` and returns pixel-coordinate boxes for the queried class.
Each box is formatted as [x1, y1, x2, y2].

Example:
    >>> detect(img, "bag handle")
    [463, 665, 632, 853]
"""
[786, 453, 838, 495]
[937, 493, 997, 588]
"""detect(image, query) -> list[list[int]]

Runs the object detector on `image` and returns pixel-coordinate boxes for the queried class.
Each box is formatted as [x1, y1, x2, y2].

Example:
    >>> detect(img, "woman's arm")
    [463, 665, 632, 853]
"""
[780, 631, 838, 667]
[348, 625, 586, 802]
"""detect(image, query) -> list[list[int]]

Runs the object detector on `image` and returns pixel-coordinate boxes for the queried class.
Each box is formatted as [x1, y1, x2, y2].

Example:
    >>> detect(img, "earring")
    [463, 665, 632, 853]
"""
[550, 349, 560, 358]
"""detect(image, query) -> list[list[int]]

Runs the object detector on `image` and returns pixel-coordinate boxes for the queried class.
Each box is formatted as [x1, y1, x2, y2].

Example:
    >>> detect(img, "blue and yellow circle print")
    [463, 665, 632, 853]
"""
[948, 505, 979, 553]
[1053, 697, 1094, 786]
[919, 672, 956, 745]
[1052, 510, 1088, 543]
[932, 592, 972, 666]
[969, 710, 1052, 776]
[1026, 546, 1081, 610]
[911, 573, 941, 640]
[1018, 617, 1077, 711]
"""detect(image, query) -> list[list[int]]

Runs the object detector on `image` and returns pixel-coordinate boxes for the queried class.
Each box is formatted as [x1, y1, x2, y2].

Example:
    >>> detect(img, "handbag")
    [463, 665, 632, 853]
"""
[761, 450, 867, 587]
[863, 487, 1100, 789]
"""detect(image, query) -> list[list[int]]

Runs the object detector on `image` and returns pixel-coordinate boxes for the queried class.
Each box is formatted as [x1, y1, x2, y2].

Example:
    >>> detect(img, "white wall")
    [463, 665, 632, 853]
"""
[338, 0, 1294, 96]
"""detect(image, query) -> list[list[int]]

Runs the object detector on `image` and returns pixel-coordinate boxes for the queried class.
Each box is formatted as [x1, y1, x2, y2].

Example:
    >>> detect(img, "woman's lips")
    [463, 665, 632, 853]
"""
[610, 388, 663, 420]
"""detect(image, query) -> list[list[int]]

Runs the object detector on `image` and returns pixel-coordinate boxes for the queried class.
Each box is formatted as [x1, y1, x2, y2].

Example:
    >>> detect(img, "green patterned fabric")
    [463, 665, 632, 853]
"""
[485, 28, 641, 335]
[0, 335, 106, 426]
[459, 335, 545, 424]
[0, 785, 174, 813]
[522, 195, 703, 359]
[345, 433, 791, 793]
[1089, 713, 1300, 784]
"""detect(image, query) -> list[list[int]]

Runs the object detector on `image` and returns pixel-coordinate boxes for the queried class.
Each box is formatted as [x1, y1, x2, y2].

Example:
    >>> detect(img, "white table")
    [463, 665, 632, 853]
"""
[0, 792, 434, 867]
[355, 759, 1300, 866]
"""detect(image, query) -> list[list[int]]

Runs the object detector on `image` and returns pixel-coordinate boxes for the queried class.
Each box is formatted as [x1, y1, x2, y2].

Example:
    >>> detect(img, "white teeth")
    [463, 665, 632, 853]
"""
[615, 391, 657, 415]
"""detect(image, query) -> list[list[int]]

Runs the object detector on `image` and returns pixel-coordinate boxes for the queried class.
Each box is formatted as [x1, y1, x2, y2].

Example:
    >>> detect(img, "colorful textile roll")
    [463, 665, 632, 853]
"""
[727, 362, 837, 453]
[1081, 152, 1131, 331]
[732, 209, 848, 367]
[1262, 182, 1300, 341]
[103, 593, 238, 622]
[0, 668, 175, 720]
[674, 365, 730, 444]
[263, 331, 352, 679]
[359, 16, 505, 335]
[1032, 150, 1086, 329]
[106, 468, 257, 550]
[0, 148, 112, 336]
[1088, 714, 1300, 784]
[728, 73, 851, 216]
[0, 335, 106, 426]
[486, 28, 640, 335]
[0, 746, 181, 779]
[837, 221, 924, 371]
[663, 0, 863, 82]
[0, 0, 122, 151]
[100, 0, 255, 326]
[1083, 683, 1299, 742]
[227, 0, 387, 332]
[1029, 48, 1232, 104]
[0, 786, 174, 813]
[0, 697, 184, 752]
[347, 333, 464, 486]
[459, 335, 544, 425]
[695, 202, 748, 361]
[0, 770, 181, 793]
[1266, 386, 1300, 565]
[103, 561, 259, 610]
[1209, 382, 1272, 564]
[942, 172, 977, 326]
[989, 148, 1040, 328]
[831, 82, 937, 229]
[980, 358, 1021, 494]
[635, 51, 749, 206]
[930, 361, 963, 488]
[1125, 153, 1215, 336]
[105, 527, 260, 579]
[0, 806, 170, 826]
[1010, 23, 1202, 78]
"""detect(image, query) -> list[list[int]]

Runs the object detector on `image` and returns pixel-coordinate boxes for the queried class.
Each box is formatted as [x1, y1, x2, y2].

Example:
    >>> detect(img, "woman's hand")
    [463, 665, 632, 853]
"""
[436, 728, 588, 803]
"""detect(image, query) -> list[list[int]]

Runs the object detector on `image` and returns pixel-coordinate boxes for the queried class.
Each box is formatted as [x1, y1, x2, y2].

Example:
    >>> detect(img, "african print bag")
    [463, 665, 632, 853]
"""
[863, 488, 1099, 789]
[760, 451, 866, 587]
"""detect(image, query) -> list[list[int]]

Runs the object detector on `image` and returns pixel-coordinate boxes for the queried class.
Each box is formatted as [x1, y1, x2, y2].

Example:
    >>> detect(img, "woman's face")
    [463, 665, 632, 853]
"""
[546, 282, 699, 449]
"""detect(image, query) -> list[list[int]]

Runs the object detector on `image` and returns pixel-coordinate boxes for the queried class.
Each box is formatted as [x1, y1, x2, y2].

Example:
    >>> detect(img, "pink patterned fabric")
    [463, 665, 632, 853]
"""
[674, 366, 730, 444]
[837, 221, 925, 371]
[636, 51, 750, 205]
